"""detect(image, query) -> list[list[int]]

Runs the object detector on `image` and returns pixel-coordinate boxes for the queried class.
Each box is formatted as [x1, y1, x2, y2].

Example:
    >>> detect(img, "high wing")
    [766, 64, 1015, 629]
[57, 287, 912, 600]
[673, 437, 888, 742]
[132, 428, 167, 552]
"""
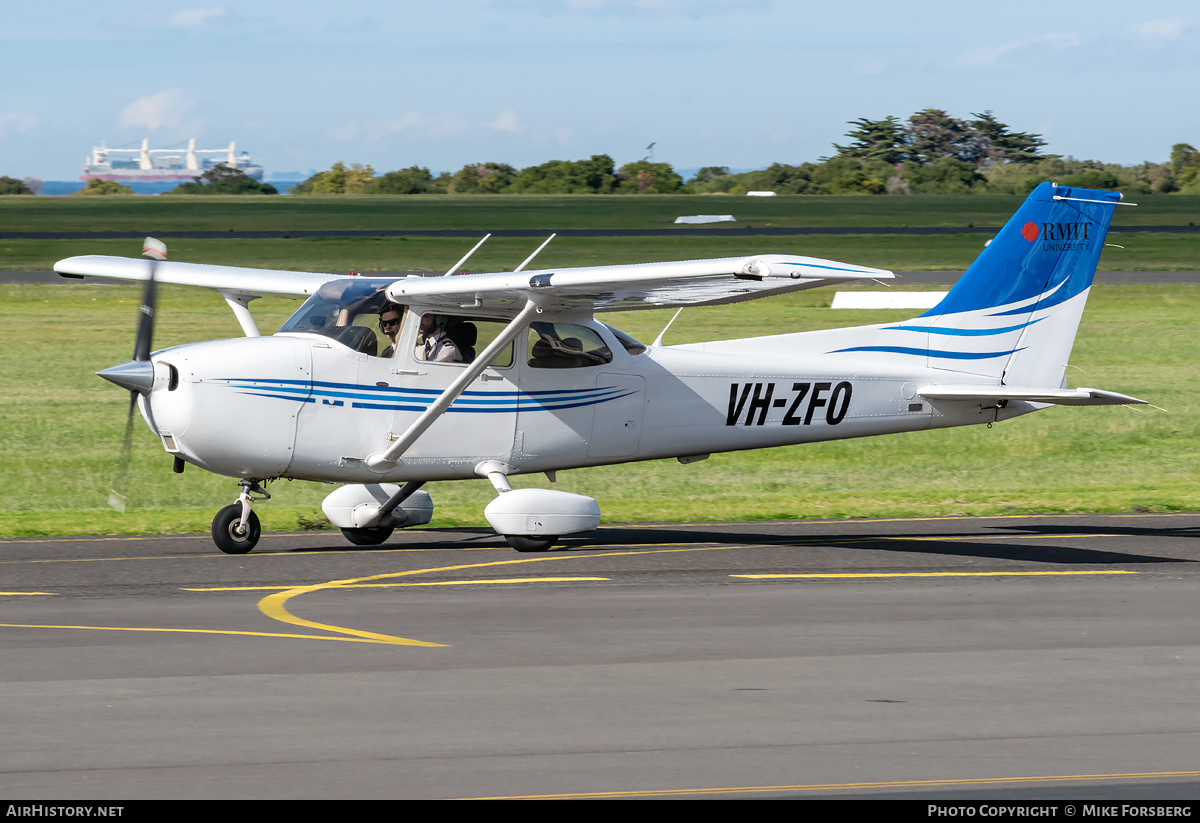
[55, 252, 893, 317]
[54, 255, 338, 298]
[387, 254, 893, 313]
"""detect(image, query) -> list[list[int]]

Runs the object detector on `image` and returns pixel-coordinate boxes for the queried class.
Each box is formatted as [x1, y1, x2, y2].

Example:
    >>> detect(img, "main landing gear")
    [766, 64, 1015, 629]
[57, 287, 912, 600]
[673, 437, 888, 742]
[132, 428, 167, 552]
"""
[504, 535, 559, 553]
[211, 480, 270, 554]
[340, 526, 395, 546]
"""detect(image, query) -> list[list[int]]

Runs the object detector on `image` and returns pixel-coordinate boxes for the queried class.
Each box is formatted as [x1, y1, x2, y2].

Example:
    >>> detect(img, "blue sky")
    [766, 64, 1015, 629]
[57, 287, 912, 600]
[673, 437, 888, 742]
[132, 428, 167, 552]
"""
[3, 0, 1198, 180]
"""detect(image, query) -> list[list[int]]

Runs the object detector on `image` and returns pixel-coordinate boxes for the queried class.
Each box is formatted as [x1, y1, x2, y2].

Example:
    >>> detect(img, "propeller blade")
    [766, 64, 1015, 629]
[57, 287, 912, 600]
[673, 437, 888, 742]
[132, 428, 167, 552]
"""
[132, 238, 164, 362]
[108, 392, 138, 512]
[108, 238, 167, 512]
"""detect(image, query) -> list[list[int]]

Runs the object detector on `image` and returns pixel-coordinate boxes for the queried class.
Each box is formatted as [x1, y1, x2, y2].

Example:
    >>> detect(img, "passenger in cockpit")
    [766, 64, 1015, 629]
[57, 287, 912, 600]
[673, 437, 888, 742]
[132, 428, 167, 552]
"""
[416, 314, 463, 363]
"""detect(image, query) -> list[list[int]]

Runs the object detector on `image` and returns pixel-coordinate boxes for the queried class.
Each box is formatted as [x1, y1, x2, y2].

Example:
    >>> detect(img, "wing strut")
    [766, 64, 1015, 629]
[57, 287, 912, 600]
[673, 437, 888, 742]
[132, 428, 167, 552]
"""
[513, 234, 556, 273]
[365, 298, 542, 472]
[442, 234, 491, 277]
[219, 291, 262, 337]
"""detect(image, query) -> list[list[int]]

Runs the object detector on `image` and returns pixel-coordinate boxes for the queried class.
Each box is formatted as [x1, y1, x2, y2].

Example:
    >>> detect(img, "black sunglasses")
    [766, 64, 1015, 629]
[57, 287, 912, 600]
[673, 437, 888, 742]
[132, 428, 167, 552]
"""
[379, 316, 402, 329]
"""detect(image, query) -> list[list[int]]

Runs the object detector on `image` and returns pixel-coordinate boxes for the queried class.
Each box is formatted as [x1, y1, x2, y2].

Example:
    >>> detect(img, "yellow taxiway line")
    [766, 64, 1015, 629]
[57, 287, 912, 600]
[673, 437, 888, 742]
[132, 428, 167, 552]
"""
[460, 768, 1200, 800]
[255, 546, 739, 646]
[185, 577, 609, 592]
[733, 570, 1139, 579]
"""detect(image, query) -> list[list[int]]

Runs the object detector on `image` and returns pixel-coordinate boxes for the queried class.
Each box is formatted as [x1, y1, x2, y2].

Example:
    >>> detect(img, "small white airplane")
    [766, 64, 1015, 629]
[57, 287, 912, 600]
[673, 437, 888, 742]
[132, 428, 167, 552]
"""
[57, 182, 1144, 554]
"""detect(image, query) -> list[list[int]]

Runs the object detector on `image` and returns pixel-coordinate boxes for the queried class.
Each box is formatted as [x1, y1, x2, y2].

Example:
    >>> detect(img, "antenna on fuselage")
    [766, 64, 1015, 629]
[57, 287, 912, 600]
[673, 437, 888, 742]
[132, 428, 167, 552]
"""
[652, 307, 685, 347]
[442, 233, 491, 276]
[513, 234, 556, 273]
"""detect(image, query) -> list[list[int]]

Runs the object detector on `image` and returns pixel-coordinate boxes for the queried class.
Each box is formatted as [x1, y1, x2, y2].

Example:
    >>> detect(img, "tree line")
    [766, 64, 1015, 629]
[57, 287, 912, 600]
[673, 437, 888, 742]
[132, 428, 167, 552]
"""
[281, 110, 1200, 197]
[4, 109, 1197, 196]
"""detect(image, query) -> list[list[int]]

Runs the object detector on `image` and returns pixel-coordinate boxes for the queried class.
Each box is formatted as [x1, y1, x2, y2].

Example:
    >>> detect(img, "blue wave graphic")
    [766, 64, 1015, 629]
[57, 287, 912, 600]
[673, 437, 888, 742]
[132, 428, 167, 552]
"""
[216, 377, 634, 414]
[883, 319, 1040, 337]
[829, 346, 1023, 360]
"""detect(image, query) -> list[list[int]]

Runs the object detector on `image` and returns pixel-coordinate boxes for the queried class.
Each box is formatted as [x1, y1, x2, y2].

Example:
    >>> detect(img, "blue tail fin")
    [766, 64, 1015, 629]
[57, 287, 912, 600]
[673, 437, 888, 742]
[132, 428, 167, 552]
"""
[926, 181, 1121, 318]
[914, 181, 1123, 385]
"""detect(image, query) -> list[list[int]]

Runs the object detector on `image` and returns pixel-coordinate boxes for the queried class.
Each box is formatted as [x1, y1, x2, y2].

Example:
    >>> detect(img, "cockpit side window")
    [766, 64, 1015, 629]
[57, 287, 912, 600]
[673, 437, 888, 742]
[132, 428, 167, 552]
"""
[414, 314, 514, 367]
[526, 322, 613, 369]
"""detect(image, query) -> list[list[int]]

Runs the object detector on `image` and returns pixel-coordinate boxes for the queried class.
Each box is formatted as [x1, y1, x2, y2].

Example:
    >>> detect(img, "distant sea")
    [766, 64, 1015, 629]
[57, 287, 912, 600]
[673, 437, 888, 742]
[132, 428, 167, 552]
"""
[38, 180, 304, 196]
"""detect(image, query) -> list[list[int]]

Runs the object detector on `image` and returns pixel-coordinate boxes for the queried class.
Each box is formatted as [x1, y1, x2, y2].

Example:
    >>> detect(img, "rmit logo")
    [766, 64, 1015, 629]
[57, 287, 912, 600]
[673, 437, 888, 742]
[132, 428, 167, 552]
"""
[1041, 222, 1090, 241]
[1021, 222, 1039, 241]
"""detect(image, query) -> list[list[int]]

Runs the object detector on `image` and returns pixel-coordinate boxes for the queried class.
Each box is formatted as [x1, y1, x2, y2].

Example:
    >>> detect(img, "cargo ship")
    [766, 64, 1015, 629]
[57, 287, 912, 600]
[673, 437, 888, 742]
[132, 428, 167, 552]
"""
[82, 139, 264, 182]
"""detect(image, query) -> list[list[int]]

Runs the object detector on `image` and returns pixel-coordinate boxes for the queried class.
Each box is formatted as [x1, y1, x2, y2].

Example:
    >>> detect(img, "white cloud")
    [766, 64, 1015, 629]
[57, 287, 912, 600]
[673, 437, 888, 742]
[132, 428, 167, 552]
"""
[957, 33, 1080, 68]
[489, 108, 520, 133]
[0, 112, 38, 137]
[326, 121, 361, 142]
[361, 112, 475, 141]
[167, 8, 226, 28]
[528, 0, 769, 16]
[1132, 17, 1191, 47]
[118, 89, 198, 131]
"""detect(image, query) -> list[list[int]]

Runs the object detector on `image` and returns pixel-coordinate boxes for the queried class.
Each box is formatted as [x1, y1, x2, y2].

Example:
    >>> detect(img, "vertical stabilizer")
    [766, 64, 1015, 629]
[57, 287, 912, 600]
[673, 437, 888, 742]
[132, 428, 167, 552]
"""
[899, 182, 1122, 386]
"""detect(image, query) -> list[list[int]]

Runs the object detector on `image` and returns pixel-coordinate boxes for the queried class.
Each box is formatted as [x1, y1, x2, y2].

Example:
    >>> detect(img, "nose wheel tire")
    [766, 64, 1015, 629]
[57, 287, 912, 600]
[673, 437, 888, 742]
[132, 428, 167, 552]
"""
[340, 527, 395, 546]
[504, 534, 558, 552]
[212, 505, 261, 554]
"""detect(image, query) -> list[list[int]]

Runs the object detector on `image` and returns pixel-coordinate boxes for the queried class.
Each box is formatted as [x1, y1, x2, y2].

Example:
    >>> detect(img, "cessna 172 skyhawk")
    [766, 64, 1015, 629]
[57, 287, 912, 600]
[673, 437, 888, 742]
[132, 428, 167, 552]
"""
[56, 182, 1144, 554]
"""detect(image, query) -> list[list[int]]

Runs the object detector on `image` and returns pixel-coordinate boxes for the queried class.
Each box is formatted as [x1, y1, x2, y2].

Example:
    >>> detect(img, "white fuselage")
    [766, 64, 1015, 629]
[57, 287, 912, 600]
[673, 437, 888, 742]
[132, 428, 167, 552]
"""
[142, 310, 1024, 484]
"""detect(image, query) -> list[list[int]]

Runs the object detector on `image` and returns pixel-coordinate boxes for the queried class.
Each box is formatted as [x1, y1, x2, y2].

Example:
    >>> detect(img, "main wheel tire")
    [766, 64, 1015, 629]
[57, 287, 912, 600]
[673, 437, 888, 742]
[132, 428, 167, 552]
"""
[211, 505, 261, 554]
[340, 526, 395, 546]
[505, 534, 558, 553]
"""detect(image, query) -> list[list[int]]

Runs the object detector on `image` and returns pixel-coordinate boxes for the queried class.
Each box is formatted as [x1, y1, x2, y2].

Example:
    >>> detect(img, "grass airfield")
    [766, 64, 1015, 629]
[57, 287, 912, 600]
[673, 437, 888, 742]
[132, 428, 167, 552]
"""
[1, 193, 1196, 537]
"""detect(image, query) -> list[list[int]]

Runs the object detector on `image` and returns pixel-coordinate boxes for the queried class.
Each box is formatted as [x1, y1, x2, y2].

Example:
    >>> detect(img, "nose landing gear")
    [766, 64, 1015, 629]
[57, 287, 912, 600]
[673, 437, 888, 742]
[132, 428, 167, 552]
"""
[211, 480, 270, 554]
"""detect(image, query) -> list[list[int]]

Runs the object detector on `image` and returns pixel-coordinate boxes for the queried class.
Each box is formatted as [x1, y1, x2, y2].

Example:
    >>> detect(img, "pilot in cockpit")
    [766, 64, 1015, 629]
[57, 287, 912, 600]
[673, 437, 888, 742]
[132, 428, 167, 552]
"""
[377, 304, 404, 358]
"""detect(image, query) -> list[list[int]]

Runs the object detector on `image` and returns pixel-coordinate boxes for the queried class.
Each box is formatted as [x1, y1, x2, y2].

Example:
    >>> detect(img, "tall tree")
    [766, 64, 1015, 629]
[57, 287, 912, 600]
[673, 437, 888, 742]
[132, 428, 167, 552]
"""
[966, 111, 1047, 165]
[906, 109, 973, 165]
[832, 116, 909, 164]
[1168, 143, 1200, 192]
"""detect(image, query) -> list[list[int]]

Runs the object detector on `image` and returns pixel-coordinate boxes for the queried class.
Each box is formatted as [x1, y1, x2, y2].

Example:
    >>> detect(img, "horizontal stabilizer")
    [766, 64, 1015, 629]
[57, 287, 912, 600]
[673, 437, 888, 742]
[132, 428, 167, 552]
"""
[918, 385, 1147, 406]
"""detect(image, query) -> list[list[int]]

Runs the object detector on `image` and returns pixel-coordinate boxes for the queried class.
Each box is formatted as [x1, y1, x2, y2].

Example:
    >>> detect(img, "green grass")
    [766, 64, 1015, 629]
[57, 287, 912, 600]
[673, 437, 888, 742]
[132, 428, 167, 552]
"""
[1, 281, 1194, 538]
[8, 232, 1200, 272]
[3, 192, 1198, 232]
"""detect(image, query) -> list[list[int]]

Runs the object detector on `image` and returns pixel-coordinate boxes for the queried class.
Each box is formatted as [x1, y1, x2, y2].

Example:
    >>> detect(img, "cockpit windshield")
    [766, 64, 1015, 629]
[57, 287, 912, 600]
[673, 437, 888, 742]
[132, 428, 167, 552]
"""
[602, 323, 648, 355]
[276, 278, 396, 356]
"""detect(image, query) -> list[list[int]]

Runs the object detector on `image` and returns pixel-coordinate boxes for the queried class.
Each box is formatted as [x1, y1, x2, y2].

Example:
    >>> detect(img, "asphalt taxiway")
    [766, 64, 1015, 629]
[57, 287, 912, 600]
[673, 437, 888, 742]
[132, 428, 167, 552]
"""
[2, 512, 1199, 799]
